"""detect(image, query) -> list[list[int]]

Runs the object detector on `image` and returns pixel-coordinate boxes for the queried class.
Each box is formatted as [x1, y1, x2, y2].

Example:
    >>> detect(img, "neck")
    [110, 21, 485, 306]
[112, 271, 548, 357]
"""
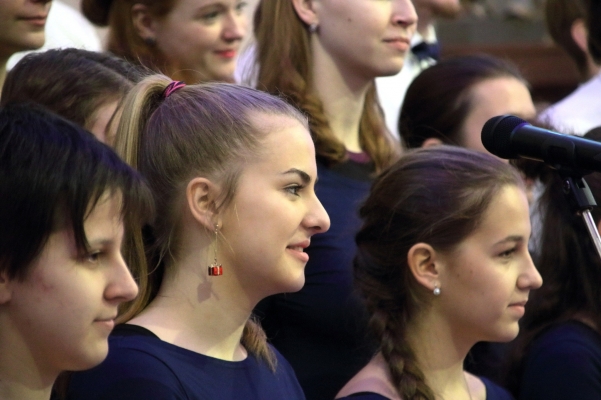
[406, 314, 474, 400]
[0, 324, 56, 400]
[128, 247, 253, 361]
[310, 39, 373, 152]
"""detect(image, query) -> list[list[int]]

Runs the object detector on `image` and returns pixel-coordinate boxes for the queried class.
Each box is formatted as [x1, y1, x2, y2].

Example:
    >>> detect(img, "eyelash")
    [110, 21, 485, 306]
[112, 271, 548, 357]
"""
[85, 251, 102, 264]
[499, 248, 516, 258]
[285, 184, 305, 196]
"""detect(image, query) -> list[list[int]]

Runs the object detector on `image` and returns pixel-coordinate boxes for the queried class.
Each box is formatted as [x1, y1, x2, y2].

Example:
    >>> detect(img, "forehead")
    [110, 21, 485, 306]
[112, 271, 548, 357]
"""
[466, 185, 530, 244]
[468, 76, 535, 119]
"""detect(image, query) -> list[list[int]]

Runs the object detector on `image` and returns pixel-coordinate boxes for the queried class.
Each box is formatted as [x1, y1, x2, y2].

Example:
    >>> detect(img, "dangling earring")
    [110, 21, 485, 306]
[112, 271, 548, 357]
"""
[433, 285, 441, 296]
[208, 224, 223, 276]
[308, 23, 318, 34]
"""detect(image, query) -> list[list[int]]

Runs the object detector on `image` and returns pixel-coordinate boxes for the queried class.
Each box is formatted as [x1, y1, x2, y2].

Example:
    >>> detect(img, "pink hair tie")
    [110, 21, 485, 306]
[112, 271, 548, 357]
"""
[163, 81, 186, 98]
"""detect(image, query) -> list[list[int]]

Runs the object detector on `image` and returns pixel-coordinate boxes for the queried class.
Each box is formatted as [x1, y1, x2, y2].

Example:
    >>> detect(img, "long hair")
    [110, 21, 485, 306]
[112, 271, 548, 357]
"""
[81, 0, 177, 77]
[0, 103, 153, 281]
[115, 74, 308, 369]
[399, 54, 528, 149]
[545, 0, 591, 81]
[505, 129, 601, 395]
[354, 146, 524, 399]
[252, 0, 399, 173]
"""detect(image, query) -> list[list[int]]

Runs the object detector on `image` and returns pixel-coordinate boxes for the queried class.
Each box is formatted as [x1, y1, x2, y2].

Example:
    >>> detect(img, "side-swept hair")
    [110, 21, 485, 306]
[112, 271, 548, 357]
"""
[115, 74, 308, 369]
[252, 0, 399, 173]
[1, 48, 143, 142]
[0, 103, 153, 281]
[354, 146, 524, 400]
[399, 54, 528, 149]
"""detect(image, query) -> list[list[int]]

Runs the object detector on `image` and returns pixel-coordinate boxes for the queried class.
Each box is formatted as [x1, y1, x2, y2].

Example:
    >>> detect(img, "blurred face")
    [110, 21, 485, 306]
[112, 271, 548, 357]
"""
[0, 0, 50, 59]
[219, 114, 330, 299]
[437, 185, 542, 344]
[460, 76, 536, 154]
[311, 0, 417, 82]
[153, 0, 247, 82]
[4, 194, 138, 376]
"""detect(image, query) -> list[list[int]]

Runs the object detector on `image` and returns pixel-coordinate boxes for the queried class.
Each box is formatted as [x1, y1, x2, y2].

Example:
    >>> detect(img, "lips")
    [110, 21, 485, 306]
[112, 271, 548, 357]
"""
[215, 49, 237, 59]
[17, 15, 48, 27]
[383, 37, 410, 52]
[286, 240, 310, 263]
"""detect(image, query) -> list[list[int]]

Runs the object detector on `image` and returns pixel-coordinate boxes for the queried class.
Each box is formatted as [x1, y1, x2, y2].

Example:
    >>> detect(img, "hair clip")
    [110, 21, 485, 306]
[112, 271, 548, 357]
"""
[163, 81, 186, 98]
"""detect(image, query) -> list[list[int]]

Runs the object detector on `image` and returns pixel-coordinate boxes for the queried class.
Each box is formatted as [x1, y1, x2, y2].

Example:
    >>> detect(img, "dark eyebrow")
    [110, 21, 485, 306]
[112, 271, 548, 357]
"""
[494, 235, 525, 246]
[281, 168, 311, 184]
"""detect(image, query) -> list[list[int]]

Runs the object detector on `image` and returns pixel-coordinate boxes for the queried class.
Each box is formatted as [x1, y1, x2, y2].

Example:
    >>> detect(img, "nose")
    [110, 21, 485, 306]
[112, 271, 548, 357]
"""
[303, 195, 331, 235]
[222, 9, 247, 42]
[104, 253, 139, 304]
[517, 252, 543, 290]
[392, 0, 418, 28]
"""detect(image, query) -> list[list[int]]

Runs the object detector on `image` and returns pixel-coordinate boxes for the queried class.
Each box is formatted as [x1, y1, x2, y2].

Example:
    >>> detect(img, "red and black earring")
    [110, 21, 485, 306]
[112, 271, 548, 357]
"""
[208, 224, 223, 276]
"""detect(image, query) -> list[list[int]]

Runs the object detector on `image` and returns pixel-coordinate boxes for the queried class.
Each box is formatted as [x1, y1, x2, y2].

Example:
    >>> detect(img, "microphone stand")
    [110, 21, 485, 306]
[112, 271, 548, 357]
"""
[557, 167, 601, 260]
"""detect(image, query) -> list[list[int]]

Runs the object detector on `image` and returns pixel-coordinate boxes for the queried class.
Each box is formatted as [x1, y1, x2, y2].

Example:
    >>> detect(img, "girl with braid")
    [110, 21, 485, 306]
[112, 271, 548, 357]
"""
[65, 75, 330, 399]
[336, 146, 542, 400]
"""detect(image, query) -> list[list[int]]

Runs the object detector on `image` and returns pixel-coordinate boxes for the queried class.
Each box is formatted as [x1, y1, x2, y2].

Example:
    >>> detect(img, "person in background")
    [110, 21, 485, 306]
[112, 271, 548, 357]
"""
[66, 76, 330, 399]
[252, 1, 417, 398]
[0, 103, 151, 400]
[376, 0, 462, 136]
[0, 0, 52, 90]
[337, 146, 542, 400]
[505, 128, 601, 400]
[1, 48, 143, 144]
[399, 54, 535, 154]
[538, 0, 601, 136]
[7, 0, 101, 69]
[81, 0, 247, 83]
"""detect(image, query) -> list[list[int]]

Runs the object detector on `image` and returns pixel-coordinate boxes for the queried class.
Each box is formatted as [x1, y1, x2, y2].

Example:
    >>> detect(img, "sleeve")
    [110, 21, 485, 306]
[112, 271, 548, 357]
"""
[518, 335, 601, 400]
[66, 347, 187, 400]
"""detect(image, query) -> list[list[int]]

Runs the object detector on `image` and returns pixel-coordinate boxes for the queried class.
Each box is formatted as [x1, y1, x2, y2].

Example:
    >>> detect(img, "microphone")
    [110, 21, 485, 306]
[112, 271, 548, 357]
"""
[481, 115, 601, 172]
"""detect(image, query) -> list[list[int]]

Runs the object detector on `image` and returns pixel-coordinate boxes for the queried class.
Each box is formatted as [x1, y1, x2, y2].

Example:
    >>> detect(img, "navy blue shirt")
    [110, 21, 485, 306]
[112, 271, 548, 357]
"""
[518, 320, 601, 400]
[255, 159, 378, 400]
[66, 324, 305, 400]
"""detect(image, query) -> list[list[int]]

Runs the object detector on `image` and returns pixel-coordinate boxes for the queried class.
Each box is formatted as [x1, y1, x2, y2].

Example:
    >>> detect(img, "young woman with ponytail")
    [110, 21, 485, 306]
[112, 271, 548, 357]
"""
[65, 75, 330, 399]
[336, 146, 542, 400]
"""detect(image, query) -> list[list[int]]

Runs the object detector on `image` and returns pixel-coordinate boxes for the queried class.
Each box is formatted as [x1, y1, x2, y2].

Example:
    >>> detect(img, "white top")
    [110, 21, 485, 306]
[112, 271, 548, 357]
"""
[538, 71, 601, 136]
[375, 25, 438, 138]
[7, 0, 102, 69]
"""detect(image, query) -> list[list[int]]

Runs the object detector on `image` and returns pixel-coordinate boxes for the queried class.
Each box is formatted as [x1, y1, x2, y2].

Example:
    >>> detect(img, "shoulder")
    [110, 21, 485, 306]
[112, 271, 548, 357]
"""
[67, 330, 187, 399]
[475, 376, 514, 400]
[518, 321, 601, 399]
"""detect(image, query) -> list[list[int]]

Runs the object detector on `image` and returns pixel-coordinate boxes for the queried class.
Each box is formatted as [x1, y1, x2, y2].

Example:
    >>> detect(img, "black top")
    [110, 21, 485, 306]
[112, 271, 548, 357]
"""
[518, 320, 601, 400]
[66, 324, 305, 400]
[255, 159, 378, 400]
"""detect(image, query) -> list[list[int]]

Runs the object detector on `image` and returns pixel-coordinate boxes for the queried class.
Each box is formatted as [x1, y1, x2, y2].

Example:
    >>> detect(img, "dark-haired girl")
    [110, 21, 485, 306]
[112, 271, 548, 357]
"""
[337, 146, 542, 400]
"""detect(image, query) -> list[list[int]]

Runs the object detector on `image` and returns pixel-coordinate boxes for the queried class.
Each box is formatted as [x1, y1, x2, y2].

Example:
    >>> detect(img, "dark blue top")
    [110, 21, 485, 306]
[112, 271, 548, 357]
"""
[255, 159, 377, 400]
[66, 324, 305, 400]
[337, 376, 514, 399]
[518, 320, 601, 400]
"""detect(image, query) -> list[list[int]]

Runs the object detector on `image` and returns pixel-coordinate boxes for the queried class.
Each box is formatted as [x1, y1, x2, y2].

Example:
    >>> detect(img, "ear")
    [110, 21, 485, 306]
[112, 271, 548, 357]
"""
[421, 137, 444, 148]
[291, 0, 318, 26]
[0, 270, 12, 305]
[571, 18, 589, 53]
[131, 3, 158, 42]
[186, 178, 221, 231]
[407, 242, 440, 292]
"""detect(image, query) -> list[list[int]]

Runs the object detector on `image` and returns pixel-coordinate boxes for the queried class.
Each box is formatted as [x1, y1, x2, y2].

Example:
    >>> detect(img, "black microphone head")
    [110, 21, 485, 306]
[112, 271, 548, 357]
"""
[481, 115, 528, 159]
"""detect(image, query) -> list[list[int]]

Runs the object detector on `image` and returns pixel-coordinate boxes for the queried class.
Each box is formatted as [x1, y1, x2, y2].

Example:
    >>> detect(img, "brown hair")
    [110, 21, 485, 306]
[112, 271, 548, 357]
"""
[115, 74, 308, 369]
[252, 0, 399, 173]
[545, 0, 591, 81]
[399, 54, 528, 149]
[1, 48, 142, 139]
[354, 146, 524, 399]
[82, 0, 177, 78]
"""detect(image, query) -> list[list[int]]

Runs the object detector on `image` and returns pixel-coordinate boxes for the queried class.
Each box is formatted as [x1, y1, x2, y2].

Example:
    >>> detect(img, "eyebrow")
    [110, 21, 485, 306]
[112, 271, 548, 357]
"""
[281, 168, 312, 184]
[494, 235, 525, 246]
